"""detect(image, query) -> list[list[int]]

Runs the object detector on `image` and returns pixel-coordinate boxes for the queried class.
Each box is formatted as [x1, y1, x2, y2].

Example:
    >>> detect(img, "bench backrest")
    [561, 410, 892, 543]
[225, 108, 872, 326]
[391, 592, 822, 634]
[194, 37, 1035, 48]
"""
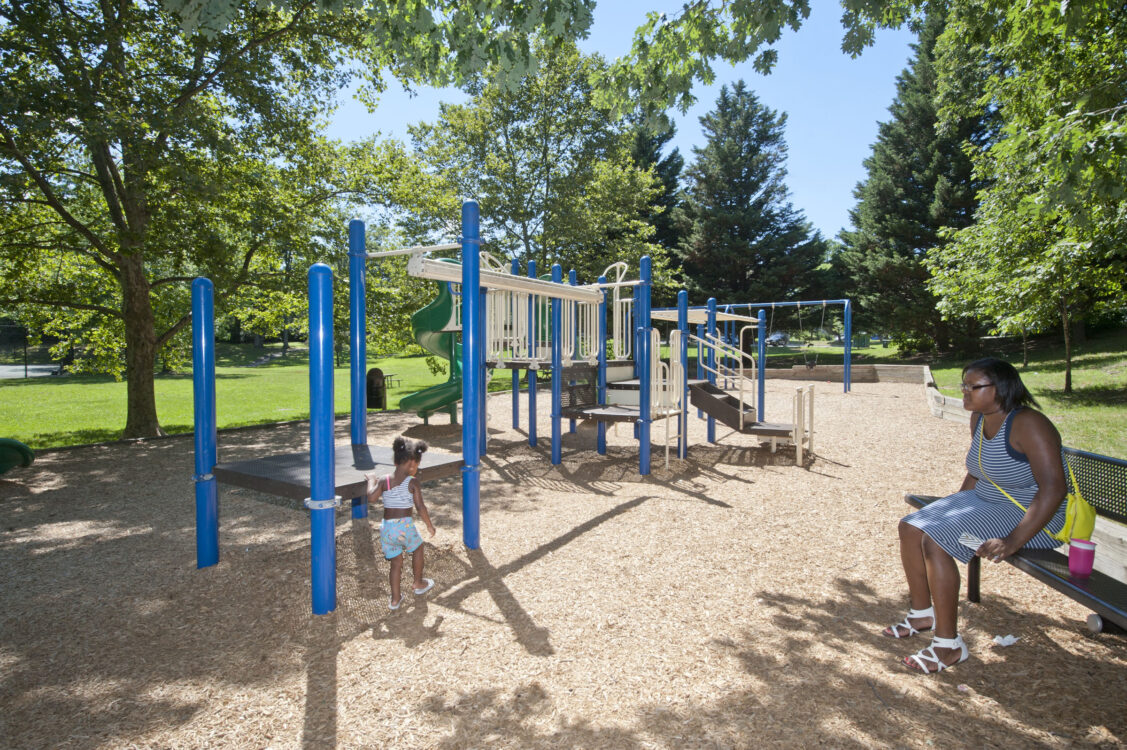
[1064, 447, 1127, 525]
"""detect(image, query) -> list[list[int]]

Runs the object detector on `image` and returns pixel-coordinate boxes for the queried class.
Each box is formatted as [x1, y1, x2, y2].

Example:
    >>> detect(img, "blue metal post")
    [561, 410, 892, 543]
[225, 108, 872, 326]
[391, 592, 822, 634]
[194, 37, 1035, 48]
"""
[596, 275, 608, 455]
[638, 256, 652, 475]
[461, 202, 482, 549]
[527, 260, 537, 447]
[348, 220, 368, 519]
[551, 264, 563, 464]
[191, 278, 218, 569]
[677, 290, 689, 460]
[308, 263, 337, 615]
[511, 258, 520, 429]
[632, 281, 641, 439]
[706, 298, 717, 444]
[568, 268, 577, 434]
[757, 309, 767, 422]
[844, 299, 853, 393]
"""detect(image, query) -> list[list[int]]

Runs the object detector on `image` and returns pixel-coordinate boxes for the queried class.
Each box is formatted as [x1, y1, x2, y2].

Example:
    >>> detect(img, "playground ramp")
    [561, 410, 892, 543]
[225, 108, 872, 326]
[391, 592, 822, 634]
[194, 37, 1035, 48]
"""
[688, 382, 794, 438]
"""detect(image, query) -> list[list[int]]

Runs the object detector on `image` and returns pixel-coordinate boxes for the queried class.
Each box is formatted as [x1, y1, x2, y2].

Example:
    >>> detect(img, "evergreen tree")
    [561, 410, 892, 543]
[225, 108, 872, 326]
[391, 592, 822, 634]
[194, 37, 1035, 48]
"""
[631, 121, 684, 255]
[676, 81, 825, 305]
[838, 9, 989, 352]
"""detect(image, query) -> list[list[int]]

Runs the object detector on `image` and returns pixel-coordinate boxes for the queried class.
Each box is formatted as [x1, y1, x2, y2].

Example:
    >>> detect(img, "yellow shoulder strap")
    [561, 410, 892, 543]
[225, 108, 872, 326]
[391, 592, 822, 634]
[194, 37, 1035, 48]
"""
[977, 417, 1029, 513]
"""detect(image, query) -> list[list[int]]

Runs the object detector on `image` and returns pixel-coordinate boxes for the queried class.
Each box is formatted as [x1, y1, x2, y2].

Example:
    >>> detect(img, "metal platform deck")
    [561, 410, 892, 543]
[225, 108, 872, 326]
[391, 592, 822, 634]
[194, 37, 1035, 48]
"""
[212, 444, 463, 503]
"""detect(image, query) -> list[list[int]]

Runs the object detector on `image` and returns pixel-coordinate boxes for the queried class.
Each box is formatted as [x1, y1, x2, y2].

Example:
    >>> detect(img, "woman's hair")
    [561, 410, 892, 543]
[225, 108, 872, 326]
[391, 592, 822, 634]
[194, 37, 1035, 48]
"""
[392, 436, 428, 465]
[962, 357, 1039, 412]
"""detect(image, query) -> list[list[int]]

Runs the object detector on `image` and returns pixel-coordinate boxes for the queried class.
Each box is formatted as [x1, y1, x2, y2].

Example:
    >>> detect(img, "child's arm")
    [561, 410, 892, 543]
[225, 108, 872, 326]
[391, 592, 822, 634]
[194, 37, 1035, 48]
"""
[364, 473, 386, 503]
[410, 477, 435, 537]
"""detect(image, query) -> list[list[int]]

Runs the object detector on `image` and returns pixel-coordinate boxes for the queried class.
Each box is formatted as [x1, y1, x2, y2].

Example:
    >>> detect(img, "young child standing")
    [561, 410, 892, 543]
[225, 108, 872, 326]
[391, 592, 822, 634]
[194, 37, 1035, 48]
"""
[366, 436, 436, 610]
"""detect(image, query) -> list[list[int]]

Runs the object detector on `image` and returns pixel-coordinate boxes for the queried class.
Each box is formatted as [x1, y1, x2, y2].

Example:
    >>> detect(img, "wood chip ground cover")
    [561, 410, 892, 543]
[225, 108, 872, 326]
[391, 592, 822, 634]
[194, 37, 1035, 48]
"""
[1, 380, 1124, 749]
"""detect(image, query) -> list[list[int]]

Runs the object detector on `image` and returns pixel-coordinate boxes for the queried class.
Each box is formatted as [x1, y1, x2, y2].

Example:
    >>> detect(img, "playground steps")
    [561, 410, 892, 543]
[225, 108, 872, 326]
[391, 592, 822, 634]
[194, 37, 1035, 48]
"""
[606, 377, 708, 407]
[688, 382, 794, 438]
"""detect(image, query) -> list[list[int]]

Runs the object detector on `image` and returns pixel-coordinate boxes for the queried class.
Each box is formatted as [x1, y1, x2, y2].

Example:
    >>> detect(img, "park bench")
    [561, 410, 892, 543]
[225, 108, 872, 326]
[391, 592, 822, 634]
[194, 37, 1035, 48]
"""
[906, 446, 1127, 634]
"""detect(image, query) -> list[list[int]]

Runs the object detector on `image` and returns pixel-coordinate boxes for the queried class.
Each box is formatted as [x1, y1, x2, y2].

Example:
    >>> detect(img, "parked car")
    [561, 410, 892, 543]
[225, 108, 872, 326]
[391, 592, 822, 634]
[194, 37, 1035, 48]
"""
[765, 332, 789, 346]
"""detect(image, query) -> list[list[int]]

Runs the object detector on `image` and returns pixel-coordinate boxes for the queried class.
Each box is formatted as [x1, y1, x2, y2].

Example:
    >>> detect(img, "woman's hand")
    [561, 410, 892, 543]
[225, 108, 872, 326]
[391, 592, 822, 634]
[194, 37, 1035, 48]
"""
[976, 536, 1017, 563]
[425, 522, 436, 538]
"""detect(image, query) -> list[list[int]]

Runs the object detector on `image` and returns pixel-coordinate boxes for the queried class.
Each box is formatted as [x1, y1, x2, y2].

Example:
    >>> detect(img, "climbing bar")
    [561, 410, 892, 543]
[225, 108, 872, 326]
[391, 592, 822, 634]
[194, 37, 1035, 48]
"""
[364, 242, 461, 259]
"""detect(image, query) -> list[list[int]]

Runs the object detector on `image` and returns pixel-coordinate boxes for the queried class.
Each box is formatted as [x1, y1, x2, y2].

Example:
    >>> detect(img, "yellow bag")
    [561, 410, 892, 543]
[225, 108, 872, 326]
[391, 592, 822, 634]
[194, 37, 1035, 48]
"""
[977, 420, 1095, 544]
[1052, 461, 1096, 544]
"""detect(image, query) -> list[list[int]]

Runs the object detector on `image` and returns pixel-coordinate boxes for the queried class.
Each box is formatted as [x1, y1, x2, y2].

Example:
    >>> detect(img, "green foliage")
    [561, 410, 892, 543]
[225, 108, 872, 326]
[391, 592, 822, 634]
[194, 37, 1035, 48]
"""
[838, 8, 987, 350]
[409, 40, 671, 287]
[676, 81, 826, 305]
[0, 1, 447, 437]
[630, 119, 686, 297]
[163, 0, 596, 92]
[925, 0, 1127, 390]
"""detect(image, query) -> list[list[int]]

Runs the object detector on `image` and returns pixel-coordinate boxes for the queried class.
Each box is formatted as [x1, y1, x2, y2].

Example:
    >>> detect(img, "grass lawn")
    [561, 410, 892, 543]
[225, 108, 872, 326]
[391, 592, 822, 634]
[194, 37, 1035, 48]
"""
[2, 330, 1124, 456]
[926, 328, 1127, 457]
[0, 344, 515, 450]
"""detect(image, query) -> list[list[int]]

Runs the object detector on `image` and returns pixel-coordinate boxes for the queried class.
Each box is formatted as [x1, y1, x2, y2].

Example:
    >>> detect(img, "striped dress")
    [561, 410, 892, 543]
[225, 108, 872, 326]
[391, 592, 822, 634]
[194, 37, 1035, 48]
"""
[904, 408, 1067, 564]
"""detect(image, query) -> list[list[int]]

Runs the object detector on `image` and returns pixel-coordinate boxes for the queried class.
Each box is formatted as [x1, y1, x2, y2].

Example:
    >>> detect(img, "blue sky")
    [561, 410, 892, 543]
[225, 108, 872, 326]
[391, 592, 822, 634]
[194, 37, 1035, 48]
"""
[326, 4, 917, 241]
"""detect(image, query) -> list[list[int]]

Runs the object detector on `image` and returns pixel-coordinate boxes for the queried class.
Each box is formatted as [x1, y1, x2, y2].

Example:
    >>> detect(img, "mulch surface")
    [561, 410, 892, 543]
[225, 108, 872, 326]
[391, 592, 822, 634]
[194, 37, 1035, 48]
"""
[2, 380, 1125, 749]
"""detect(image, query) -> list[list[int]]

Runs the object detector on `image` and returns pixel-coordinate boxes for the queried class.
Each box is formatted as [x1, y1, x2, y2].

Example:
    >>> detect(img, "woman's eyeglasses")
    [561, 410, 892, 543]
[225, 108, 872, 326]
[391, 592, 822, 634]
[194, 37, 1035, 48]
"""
[960, 382, 994, 393]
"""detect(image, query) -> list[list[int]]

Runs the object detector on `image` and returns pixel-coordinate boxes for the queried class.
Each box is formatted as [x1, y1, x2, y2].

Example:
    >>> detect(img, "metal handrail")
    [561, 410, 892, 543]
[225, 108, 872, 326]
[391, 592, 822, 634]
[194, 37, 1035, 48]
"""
[689, 332, 757, 430]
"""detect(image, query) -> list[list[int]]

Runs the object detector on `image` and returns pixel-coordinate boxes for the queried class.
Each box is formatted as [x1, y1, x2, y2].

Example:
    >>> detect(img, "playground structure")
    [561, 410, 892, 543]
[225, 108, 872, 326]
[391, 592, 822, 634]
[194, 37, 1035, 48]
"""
[0, 438, 34, 475]
[191, 200, 850, 615]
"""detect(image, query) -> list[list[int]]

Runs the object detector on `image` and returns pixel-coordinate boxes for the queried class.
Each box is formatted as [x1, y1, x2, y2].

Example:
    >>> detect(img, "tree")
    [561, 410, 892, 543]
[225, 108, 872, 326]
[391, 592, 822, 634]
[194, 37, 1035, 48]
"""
[676, 81, 825, 304]
[924, 0, 1127, 390]
[0, 0, 442, 438]
[631, 120, 685, 254]
[409, 41, 667, 286]
[838, 8, 988, 352]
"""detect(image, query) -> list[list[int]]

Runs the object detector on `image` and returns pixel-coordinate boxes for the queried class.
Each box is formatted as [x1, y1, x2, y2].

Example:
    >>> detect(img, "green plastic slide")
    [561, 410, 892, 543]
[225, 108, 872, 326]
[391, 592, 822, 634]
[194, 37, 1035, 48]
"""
[0, 438, 34, 475]
[400, 274, 463, 423]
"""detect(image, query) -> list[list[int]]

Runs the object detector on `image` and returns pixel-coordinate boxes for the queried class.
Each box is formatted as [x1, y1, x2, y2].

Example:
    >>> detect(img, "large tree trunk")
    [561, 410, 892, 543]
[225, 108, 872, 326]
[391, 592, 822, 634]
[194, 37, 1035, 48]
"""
[120, 253, 164, 438]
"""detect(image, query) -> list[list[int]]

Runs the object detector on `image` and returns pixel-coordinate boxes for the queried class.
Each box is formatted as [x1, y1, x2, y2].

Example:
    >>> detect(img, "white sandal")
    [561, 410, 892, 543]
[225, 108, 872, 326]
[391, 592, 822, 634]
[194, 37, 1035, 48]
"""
[883, 606, 934, 638]
[904, 634, 969, 673]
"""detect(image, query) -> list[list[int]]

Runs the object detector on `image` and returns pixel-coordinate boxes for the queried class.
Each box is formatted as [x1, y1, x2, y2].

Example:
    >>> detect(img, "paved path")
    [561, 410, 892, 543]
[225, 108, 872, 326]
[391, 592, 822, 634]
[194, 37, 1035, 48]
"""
[0, 364, 61, 379]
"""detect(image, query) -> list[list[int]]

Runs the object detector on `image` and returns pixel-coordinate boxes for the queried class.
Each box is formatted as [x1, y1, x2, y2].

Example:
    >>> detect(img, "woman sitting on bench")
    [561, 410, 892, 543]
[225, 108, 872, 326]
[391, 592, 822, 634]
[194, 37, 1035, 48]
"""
[885, 357, 1067, 673]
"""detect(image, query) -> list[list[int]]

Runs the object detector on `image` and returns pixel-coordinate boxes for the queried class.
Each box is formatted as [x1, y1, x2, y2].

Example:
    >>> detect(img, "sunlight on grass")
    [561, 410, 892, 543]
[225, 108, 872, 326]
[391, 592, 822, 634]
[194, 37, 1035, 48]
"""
[2, 331, 1123, 455]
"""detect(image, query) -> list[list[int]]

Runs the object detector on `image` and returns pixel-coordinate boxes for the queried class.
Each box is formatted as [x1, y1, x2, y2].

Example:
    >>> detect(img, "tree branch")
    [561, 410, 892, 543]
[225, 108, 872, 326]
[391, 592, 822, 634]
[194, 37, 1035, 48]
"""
[158, 2, 315, 141]
[0, 124, 122, 266]
[155, 311, 192, 349]
[9, 294, 121, 317]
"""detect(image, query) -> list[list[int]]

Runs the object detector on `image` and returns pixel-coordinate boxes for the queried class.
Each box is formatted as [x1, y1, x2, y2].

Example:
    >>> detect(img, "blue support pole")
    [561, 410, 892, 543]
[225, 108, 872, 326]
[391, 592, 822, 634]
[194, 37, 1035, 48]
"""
[757, 309, 767, 422]
[191, 278, 218, 569]
[844, 299, 853, 393]
[632, 280, 641, 440]
[348, 220, 368, 519]
[527, 260, 537, 447]
[461, 202, 482, 549]
[568, 268, 577, 435]
[307, 263, 337, 615]
[706, 298, 717, 444]
[596, 275, 608, 455]
[511, 258, 520, 429]
[677, 290, 689, 460]
[550, 264, 563, 465]
[638, 256, 652, 475]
